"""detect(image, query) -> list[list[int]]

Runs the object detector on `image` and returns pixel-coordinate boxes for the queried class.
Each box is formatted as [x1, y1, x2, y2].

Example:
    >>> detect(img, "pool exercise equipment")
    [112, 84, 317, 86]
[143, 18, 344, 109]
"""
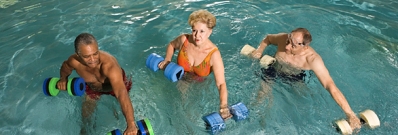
[42, 77, 86, 96]
[335, 109, 380, 135]
[202, 102, 249, 134]
[146, 53, 184, 82]
[240, 44, 276, 69]
[107, 118, 154, 135]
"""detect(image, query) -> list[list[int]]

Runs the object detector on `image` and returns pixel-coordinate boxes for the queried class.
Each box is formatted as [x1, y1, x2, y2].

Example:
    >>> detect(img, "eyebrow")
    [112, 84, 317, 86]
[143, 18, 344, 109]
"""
[289, 34, 305, 46]
[80, 51, 99, 57]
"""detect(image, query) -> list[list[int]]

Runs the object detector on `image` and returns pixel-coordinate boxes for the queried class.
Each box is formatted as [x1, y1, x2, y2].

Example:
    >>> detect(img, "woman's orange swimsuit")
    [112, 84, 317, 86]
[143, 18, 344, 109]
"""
[177, 37, 218, 77]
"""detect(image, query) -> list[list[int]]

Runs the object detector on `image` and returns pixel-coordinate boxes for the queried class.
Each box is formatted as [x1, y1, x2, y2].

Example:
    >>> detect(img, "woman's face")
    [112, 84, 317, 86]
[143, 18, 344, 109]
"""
[191, 22, 212, 45]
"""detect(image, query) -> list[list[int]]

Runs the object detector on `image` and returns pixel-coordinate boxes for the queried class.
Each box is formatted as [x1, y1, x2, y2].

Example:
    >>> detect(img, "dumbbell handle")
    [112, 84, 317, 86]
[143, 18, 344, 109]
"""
[56, 79, 68, 90]
[107, 129, 143, 135]
[219, 108, 233, 120]
[158, 60, 170, 70]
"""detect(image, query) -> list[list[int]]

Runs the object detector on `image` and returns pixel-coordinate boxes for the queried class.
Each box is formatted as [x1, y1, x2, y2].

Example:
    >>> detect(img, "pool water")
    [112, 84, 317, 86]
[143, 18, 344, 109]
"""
[0, 0, 397, 135]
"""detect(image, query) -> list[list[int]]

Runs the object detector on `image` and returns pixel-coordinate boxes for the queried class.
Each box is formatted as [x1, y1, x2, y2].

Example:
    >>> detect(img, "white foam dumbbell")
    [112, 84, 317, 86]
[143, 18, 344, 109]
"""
[335, 109, 380, 135]
[240, 44, 256, 56]
[259, 55, 276, 68]
[359, 110, 380, 129]
[240, 44, 276, 69]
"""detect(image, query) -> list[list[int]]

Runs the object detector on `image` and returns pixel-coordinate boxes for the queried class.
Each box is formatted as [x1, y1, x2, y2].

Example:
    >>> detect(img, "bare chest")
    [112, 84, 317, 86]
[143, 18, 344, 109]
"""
[75, 66, 106, 82]
[275, 52, 310, 70]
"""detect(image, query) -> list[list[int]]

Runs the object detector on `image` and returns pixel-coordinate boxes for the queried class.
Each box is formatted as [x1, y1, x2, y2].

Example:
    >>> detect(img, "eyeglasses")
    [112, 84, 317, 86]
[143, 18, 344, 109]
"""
[286, 33, 305, 48]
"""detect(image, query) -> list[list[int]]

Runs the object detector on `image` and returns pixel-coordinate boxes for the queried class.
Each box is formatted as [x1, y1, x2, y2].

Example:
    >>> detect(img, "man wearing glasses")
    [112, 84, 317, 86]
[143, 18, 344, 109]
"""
[251, 28, 361, 131]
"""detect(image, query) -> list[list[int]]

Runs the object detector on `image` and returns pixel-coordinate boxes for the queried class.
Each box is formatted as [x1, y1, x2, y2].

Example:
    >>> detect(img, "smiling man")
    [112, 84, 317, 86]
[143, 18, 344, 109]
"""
[252, 28, 361, 131]
[56, 33, 137, 135]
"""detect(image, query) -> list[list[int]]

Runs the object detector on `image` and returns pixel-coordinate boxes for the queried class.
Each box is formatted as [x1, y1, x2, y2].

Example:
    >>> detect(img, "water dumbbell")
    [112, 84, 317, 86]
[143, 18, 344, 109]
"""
[240, 44, 276, 69]
[145, 53, 184, 82]
[107, 118, 154, 135]
[42, 77, 86, 96]
[335, 109, 380, 135]
[202, 102, 249, 134]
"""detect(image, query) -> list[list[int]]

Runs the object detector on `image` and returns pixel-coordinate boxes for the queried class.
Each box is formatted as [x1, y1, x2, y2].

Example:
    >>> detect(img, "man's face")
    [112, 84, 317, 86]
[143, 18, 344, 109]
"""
[285, 32, 306, 55]
[77, 43, 100, 68]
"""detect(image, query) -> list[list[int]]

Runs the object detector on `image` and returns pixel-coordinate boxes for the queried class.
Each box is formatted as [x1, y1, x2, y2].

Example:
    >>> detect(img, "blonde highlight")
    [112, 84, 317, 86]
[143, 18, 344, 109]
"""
[188, 9, 216, 29]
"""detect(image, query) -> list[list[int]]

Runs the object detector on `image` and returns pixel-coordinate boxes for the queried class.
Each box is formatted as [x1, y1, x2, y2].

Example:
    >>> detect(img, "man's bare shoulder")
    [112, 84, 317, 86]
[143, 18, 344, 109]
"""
[272, 33, 288, 47]
[99, 51, 117, 61]
[99, 51, 120, 69]
[306, 47, 324, 68]
[66, 54, 81, 67]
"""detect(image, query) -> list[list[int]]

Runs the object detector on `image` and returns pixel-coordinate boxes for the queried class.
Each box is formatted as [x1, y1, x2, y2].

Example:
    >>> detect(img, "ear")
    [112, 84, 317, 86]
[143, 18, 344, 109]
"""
[304, 44, 310, 50]
[208, 28, 213, 37]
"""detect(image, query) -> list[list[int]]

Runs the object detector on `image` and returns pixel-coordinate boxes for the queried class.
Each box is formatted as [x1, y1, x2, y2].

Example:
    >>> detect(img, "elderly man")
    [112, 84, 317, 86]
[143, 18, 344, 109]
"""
[252, 28, 361, 130]
[57, 33, 137, 135]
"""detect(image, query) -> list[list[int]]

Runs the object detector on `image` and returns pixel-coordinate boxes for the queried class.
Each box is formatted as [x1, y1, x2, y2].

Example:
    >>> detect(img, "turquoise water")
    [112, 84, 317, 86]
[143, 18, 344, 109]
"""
[1, 0, 397, 134]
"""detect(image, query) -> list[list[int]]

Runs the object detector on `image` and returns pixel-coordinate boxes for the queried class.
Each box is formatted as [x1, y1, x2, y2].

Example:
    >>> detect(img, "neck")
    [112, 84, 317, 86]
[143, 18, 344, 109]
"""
[193, 40, 208, 49]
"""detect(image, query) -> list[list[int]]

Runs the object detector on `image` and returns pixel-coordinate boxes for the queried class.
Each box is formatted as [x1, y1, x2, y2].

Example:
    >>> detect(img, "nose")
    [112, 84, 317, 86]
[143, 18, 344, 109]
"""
[88, 55, 94, 62]
[285, 44, 291, 50]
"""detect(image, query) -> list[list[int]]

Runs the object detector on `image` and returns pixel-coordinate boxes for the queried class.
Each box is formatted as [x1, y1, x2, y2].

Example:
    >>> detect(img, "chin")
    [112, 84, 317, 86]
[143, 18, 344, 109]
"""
[196, 41, 203, 45]
[86, 62, 98, 68]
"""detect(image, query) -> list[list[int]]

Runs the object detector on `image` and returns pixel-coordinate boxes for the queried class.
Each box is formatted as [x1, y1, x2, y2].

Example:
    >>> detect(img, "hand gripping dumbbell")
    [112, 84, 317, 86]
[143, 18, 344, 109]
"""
[146, 53, 184, 82]
[42, 77, 86, 96]
[107, 118, 154, 135]
[335, 109, 380, 135]
[240, 44, 276, 69]
[202, 102, 249, 134]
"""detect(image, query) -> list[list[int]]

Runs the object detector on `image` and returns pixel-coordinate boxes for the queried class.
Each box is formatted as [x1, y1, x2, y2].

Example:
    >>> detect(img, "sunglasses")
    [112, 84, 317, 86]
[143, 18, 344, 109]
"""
[286, 33, 305, 48]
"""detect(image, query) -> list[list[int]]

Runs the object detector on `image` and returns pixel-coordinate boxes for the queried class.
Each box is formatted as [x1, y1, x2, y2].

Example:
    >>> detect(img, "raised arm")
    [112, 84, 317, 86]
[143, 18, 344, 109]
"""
[57, 55, 77, 90]
[309, 54, 361, 130]
[159, 34, 189, 69]
[210, 50, 231, 119]
[252, 33, 288, 59]
[103, 62, 137, 134]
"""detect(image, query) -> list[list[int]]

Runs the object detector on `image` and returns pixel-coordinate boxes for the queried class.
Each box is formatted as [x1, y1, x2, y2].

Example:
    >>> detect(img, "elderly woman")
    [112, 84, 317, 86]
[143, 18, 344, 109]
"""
[158, 9, 231, 119]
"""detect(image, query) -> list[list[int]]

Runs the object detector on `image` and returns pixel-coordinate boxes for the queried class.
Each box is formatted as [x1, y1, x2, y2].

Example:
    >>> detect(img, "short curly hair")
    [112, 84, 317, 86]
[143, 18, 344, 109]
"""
[188, 9, 216, 29]
[74, 33, 97, 53]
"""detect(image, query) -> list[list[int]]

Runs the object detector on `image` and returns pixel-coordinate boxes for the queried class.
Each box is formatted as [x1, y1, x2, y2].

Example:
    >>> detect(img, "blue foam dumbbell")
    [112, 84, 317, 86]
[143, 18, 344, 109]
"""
[202, 102, 249, 134]
[145, 53, 184, 82]
[42, 77, 86, 96]
[108, 118, 154, 135]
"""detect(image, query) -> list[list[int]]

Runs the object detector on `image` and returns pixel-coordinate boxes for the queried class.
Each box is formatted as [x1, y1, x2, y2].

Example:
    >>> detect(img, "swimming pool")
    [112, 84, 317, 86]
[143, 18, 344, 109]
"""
[0, 0, 397, 134]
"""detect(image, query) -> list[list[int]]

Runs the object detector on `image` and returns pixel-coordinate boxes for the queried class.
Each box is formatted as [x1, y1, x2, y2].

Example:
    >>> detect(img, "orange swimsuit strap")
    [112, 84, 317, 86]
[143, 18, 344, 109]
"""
[177, 35, 218, 77]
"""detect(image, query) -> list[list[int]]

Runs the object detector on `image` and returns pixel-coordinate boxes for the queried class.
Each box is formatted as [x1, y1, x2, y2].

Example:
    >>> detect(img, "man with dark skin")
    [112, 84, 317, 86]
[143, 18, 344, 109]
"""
[252, 28, 361, 131]
[57, 33, 138, 135]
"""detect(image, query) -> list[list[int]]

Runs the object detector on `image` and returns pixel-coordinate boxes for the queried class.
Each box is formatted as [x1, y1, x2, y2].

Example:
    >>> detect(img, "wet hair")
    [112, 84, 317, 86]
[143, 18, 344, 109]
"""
[74, 33, 97, 53]
[291, 28, 312, 45]
[188, 9, 216, 29]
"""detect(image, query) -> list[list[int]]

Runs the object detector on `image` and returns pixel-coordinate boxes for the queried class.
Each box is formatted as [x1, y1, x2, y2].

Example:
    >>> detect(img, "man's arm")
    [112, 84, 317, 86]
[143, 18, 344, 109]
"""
[252, 33, 288, 59]
[103, 63, 137, 134]
[309, 55, 361, 129]
[57, 55, 75, 90]
[210, 50, 230, 119]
